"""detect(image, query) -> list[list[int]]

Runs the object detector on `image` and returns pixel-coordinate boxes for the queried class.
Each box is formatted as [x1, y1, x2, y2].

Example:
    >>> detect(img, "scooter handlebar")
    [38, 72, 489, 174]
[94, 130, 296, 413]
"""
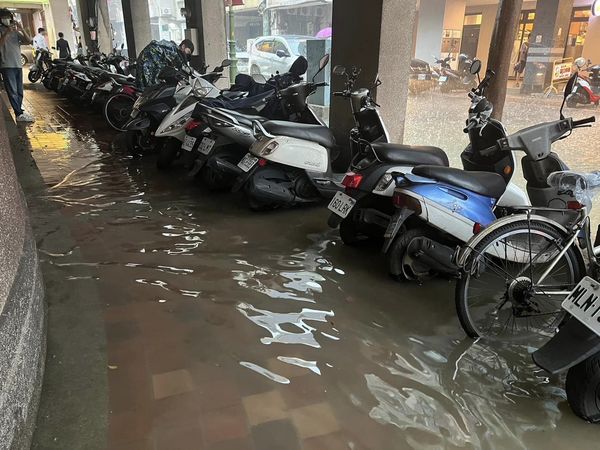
[572, 116, 596, 127]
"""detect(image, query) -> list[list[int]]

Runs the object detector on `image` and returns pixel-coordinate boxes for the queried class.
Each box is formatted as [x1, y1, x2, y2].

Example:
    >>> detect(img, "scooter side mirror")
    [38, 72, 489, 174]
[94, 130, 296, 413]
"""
[252, 73, 267, 84]
[560, 72, 578, 118]
[221, 59, 232, 68]
[312, 53, 330, 82]
[469, 59, 482, 75]
[332, 65, 346, 76]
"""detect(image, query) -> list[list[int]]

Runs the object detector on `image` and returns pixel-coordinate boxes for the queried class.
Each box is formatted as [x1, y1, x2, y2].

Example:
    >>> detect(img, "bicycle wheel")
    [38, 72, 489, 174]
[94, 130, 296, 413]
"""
[456, 220, 585, 343]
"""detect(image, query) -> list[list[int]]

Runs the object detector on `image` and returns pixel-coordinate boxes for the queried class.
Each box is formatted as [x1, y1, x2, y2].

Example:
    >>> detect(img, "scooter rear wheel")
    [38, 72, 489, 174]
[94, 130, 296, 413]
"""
[28, 70, 41, 83]
[566, 353, 600, 423]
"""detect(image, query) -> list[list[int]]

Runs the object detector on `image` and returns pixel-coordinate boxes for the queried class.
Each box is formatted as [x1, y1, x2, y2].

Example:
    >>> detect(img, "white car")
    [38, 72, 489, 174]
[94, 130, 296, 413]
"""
[248, 35, 319, 76]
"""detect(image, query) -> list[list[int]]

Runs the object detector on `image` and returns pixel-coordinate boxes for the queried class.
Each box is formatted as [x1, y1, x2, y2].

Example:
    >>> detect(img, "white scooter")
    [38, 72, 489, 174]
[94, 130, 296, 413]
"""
[153, 60, 234, 167]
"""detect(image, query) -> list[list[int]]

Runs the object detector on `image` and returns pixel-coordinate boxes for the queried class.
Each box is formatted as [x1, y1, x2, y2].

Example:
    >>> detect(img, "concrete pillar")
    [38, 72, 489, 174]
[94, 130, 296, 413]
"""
[378, 0, 418, 142]
[414, 0, 445, 63]
[582, 15, 600, 63]
[202, 1, 228, 67]
[522, 0, 574, 93]
[122, 0, 152, 58]
[97, 0, 112, 54]
[330, 0, 417, 146]
[45, 0, 74, 54]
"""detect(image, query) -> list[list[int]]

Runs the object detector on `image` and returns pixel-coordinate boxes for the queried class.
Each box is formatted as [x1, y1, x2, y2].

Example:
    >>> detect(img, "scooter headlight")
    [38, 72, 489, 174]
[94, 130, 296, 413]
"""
[163, 112, 193, 132]
[374, 173, 393, 192]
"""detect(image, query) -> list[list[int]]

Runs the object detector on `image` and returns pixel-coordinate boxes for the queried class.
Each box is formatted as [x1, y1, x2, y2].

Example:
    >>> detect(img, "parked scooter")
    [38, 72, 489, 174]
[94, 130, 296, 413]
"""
[179, 56, 321, 189]
[122, 63, 223, 153]
[384, 60, 533, 281]
[237, 60, 399, 210]
[28, 48, 52, 83]
[567, 57, 600, 107]
[437, 53, 477, 93]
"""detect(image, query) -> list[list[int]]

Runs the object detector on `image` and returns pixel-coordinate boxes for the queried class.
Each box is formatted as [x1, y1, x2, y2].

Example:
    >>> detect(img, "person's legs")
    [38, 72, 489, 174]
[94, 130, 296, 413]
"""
[1, 68, 23, 116]
[15, 68, 23, 108]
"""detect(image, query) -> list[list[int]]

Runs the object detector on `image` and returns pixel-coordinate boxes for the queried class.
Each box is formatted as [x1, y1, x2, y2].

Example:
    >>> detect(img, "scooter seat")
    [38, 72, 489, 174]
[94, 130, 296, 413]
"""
[262, 121, 335, 149]
[412, 165, 506, 198]
[370, 143, 449, 167]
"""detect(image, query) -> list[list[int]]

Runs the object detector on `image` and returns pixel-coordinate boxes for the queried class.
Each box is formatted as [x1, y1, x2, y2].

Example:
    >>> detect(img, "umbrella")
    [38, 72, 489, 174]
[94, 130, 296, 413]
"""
[315, 27, 332, 39]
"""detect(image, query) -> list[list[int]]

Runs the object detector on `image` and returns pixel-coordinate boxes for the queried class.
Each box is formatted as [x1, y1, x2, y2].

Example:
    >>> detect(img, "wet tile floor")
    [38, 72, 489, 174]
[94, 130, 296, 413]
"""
[12, 84, 600, 449]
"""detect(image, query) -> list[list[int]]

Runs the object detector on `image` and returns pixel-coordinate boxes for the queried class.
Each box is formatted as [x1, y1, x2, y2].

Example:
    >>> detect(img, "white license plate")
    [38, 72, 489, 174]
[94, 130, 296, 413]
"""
[181, 135, 197, 151]
[439, 76, 448, 82]
[562, 276, 600, 336]
[198, 137, 215, 155]
[237, 153, 259, 172]
[327, 191, 356, 219]
[86, 82, 93, 90]
[418, 74, 427, 81]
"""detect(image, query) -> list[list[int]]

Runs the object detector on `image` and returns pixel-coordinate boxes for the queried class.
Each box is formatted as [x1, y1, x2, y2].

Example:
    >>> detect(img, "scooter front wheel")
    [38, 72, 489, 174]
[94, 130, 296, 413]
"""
[28, 69, 41, 83]
[566, 353, 600, 423]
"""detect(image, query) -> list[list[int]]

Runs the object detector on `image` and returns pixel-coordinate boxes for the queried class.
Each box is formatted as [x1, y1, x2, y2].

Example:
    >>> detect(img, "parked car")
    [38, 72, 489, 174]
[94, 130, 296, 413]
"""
[248, 35, 320, 77]
[20, 44, 34, 66]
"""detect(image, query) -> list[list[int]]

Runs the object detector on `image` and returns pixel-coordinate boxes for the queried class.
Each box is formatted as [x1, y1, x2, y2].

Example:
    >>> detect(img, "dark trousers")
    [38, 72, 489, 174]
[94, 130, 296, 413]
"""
[1, 68, 23, 116]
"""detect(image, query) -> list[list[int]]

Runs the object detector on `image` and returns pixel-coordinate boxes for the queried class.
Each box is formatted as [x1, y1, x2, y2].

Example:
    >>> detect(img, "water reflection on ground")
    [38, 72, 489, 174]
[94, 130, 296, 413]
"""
[22, 86, 600, 449]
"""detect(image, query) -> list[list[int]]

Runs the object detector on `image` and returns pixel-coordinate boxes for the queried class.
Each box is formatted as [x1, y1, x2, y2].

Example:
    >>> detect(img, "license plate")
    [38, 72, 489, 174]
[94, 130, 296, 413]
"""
[198, 137, 215, 155]
[439, 76, 448, 82]
[418, 74, 427, 81]
[562, 276, 600, 336]
[181, 135, 197, 151]
[327, 191, 356, 219]
[86, 82, 93, 90]
[237, 153, 259, 172]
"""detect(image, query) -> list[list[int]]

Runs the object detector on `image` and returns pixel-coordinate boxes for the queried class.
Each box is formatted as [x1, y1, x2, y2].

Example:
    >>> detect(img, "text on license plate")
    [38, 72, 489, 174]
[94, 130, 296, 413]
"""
[198, 137, 215, 155]
[181, 135, 197, 151]
[562, 276, 600, 336]
[439, 76, 448, 82]
[237, 153, 259, 172]
[417, 74, 427, 80]
[327, 192, 356, 218]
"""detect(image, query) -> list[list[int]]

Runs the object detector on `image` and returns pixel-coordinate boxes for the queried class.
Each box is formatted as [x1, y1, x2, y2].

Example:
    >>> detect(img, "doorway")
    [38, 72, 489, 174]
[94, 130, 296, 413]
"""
[509, 10, 535, 79]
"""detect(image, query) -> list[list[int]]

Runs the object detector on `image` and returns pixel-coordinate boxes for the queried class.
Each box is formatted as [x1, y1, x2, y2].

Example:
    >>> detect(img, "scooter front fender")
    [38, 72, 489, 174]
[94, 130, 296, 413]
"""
[533, 318, 600, 374]
[124, 117, 151, 131]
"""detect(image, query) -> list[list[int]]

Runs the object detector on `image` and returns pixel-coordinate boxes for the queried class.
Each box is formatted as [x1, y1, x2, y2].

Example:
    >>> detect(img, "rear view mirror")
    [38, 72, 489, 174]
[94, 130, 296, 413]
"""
[575, 57, 586, 69]
[319, 53, 330, 71]
[469, 59, 482, 75]
[221, 59, 232, 68]
[564, 73, 578, 98]
[276, 49, 289, 58]
[252, 73, 267, 84]
[333, 65, 346, 76]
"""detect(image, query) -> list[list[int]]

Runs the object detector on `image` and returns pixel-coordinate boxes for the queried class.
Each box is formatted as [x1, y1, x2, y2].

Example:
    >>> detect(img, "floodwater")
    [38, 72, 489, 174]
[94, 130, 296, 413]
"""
[20, 85, 600, 449]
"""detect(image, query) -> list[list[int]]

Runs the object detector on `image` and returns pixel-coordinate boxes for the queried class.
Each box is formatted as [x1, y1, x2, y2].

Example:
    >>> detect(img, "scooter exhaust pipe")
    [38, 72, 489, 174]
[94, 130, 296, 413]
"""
[408, 237, 458, 275]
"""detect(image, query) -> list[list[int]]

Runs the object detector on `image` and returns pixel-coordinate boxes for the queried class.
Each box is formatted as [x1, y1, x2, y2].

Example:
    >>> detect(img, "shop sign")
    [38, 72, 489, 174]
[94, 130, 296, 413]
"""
[553, 62, 572, 81]
[593, 0, 600, 17]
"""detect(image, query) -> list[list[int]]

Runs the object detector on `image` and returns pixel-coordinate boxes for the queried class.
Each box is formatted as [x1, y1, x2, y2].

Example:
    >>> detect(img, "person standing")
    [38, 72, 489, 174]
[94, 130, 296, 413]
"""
[514, 38, 529, 88]
[56, 32, 71, 59]
[32, 27, 48, 51]
[0, 9, 34, 122]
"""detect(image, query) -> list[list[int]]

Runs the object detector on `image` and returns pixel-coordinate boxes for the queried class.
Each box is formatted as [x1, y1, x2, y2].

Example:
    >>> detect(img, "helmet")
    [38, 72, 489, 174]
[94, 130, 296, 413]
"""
[575, 57, 586, 69]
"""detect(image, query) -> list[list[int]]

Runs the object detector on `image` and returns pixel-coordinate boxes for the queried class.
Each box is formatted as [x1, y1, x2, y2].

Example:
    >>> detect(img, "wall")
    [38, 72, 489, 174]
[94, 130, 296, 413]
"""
[0, 101, 45, 450]
[466, 3, 497, 71]
[46, 0, 75, 54]
[582, 15, 600, 63]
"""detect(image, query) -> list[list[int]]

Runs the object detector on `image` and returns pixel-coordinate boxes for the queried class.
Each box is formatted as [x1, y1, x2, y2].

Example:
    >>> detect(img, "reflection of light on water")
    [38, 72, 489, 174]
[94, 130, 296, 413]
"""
[237, 302, 334, 348]
[277, 356, 321, 375]
[240, 361, 290, 384]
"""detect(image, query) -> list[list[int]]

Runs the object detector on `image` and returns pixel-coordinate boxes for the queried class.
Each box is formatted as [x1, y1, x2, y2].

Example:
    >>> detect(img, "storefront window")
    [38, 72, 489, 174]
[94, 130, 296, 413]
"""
[565, 7, 591, 60]
[228, 0, 332, 115]
[463, 14, 482, 26]
[107, 0, 127, 54]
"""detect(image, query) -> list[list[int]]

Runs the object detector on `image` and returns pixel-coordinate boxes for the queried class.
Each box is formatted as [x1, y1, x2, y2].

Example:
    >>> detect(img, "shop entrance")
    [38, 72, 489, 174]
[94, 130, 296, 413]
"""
[564, 7, 591, 61]
[509, 10, 535, 79]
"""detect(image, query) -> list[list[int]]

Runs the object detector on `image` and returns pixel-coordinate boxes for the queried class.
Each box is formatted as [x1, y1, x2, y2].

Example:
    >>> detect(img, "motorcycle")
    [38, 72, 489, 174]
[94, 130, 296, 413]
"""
[326, 74, 449, 245]
[178, 56, 319, 190]
[122, 63, 225, 154]
[567, 57, 600, 108]
[237, 57, 398, 210]
[384, 60, 535, 281]
[28, 48, 52, 83]
[436, 53, 477, 93]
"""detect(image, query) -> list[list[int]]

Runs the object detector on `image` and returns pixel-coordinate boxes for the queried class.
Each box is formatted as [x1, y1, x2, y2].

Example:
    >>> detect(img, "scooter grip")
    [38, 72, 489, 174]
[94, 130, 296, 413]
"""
[572, 116, 596, 127]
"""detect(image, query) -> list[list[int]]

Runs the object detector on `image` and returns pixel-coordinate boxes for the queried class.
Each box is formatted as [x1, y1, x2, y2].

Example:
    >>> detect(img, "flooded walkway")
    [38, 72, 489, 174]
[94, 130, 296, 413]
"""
[13, 84, 599, 449]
